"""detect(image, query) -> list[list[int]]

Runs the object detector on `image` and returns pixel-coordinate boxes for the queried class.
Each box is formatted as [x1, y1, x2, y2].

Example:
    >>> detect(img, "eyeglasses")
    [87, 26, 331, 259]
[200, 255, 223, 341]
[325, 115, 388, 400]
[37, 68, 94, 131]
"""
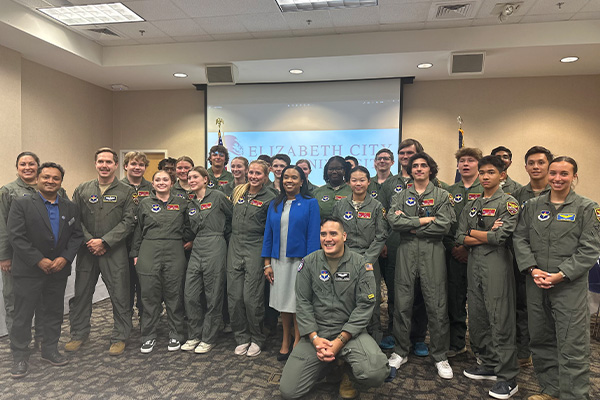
[476, 210, 485, 228]
[376, 156, 391, 161]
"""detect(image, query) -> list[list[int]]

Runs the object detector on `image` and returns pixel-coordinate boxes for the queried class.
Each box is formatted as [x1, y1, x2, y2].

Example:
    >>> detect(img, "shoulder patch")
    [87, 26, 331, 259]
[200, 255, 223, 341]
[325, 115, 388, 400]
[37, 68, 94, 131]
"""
[595, 208, 600, 222]
[365, 263, 373, 271]
[507, 201, 519, 215]
[448, 193, 455, 206]
[297, 259, 304, 272]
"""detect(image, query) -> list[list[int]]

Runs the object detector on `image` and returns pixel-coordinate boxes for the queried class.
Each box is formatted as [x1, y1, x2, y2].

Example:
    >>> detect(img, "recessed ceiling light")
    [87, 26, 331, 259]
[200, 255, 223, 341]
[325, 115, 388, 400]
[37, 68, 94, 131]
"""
[38, 3, 144, 26]
[110, 84, 129, 91]
[173, 73, 188, 78]
[417, 63, 433, 69]
[289, 69, 304, 75]
[560, 56, 579, 63]
[276, 0, 378, 12]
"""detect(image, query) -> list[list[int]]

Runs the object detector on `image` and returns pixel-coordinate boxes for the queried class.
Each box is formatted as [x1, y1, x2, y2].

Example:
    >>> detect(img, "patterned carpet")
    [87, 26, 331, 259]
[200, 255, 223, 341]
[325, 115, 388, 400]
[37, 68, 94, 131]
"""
[1, 298, 599, 400]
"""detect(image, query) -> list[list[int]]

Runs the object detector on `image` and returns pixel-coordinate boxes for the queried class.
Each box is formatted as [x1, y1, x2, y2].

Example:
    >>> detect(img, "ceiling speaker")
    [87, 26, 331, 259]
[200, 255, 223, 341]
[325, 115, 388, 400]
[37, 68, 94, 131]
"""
[205, 64, 238, 85]
[449, 52, 485, 75]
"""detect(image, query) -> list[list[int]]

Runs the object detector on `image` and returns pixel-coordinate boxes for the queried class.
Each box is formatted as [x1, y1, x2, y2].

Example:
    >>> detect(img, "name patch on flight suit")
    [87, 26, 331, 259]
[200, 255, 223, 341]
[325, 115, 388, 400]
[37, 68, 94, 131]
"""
[357, 212, 371, 219]
[151, 204, 161, 213]
[468, 193, 482, 200]
[334, 272, 350, 282]
[406, 197, 416, 206]
[189, 208, 197, 216]
[394, 185, 403, 193]
[104, 195, 117, 203]
[454, 194, 463, 203]
[89, 195, 99, 203]
[422, 198, 434, 206]
[557, 213, 576, 222]
[469, 207, 477, 218]
[321, 195, 330, 202]
[538, 210, 550, 221]
[218, 180, 229, 186]
[365, 263, 373, 271]
[595, 208, 600, 222]
[481, 208, 496, 217]
[167, 204, 179, 211]
[320, 270, 330, 282]
[344, 211, 353, 220]
[335, 195, 347, 200]
[507, 201, 519, 215]
[138, 191, 150, 197]
[250, 199, 264, 207]
[200, 202, 212, 210]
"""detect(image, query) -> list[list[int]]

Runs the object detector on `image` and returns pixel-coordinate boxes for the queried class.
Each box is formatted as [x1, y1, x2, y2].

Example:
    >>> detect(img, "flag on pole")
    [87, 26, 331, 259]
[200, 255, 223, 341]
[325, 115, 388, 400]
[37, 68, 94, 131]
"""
[218, 129, 223, 146]
[454, 117, 464, 183]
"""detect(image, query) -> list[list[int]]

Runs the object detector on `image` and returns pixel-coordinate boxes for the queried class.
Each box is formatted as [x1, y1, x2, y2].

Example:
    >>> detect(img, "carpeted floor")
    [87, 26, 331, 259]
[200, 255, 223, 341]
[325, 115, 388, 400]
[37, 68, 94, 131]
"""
[1, 298, 599, 399]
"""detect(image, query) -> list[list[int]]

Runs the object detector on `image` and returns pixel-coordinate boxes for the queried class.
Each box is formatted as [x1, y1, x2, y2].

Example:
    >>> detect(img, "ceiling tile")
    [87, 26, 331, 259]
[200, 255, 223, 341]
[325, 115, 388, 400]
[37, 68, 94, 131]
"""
[193, 16, 248, 34]
[379, 3, 431, 24]
[210, 32, 256, 41]
[579, 1, 600, 12]
[222, 0, 282, 14]
[328, 6, 381, 27]
[12, 0, 55, 8]
[172, 35, 215, 42]
[520, 13, 576, 23]
[527, 0, 588, 15]
[250, 30, 295, 39]
[171, 0, 236, 18]
[152, 19, 207, 37]
[238, 12, 290, 31]
[282, 10, 334, 29]
[109, 21, 168, 38]
[123, 0, 187, 21]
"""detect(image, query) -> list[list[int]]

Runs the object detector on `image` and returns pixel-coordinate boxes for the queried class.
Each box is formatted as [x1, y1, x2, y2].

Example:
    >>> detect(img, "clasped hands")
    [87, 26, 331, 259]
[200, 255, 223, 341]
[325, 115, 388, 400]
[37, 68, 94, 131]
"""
[313, 336, 343, 363]
[37, 257, 67, 274]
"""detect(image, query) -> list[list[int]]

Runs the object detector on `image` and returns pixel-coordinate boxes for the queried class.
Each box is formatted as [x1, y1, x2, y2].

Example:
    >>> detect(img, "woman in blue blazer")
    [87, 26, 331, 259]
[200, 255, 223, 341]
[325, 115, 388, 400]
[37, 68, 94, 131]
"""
[263, 165, 320, 360]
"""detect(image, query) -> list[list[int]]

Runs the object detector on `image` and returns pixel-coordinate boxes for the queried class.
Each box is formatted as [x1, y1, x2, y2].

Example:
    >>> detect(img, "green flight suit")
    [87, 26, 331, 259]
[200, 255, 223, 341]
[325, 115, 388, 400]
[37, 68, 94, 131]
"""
[121, 177, 153, 314]
[313, 183, 352, 219]
[130, 194, 192, 343]
[332, 195, 389, 342]
[280, 247, 390, 399]
[443, 178, 483, 352]
[500, 175, 522, 197]
[510, 183, 551, 360]
[207, 167, 234, 190]
[455, 189, 520, 381]
[389, 182, 454, 361]
[0, 178, 67, 336]
[227, 186, 276, 347]
[306, 180, 318, 197]
[185, 189, 233, 344]
[367, 174, 393, 202]
[513, 191, 600, 400]
[69, 178, 136, 343]
[218, 181, 237, 199]
[172, 181, 195, 200]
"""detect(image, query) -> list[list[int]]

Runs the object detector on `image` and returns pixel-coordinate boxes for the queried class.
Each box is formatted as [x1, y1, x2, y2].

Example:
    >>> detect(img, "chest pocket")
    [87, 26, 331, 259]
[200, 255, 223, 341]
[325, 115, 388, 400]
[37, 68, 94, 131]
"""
[333, 270, 356, 297]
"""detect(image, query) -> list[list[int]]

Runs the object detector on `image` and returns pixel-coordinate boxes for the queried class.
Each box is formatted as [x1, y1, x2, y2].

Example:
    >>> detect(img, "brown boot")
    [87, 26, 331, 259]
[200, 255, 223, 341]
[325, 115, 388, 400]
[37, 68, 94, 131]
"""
[518, 355, 532, 368]
[339, 373, 358, 399]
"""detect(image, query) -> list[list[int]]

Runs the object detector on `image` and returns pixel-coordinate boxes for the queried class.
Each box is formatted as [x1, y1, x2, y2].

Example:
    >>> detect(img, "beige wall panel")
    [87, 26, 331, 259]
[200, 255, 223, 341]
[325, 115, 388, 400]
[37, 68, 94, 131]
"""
[0, 45, 22, 186]
[113, 89, 205, 168]
[403, 75, 600, 201]
[21, 59, 113, 196]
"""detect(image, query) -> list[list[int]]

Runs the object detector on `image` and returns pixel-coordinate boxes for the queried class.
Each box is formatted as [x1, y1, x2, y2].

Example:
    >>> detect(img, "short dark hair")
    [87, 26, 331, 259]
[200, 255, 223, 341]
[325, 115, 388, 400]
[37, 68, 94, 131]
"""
[95, 147, 118, 163]
[272, 153, 291, 166]
[398, 138, 424, 153]
[406, 152, 438, 180]
[376, 148, 394, 162]
[491, 146, 512, 160]
[209, 145, 229, 164]
[323, 156, 350, 183]
[16, 152, 40, 168]
[158, 157, 177, 170]
[524, 146, 553, 164]
[349, 166, 371, 181]
[257, 154, 272, 166]
[38, 162, 65, 179]
[321, 215, 345, 230]
[344, 156, 359, 167]
[478, 155, 505, 172]
[550, 156, 578, 174]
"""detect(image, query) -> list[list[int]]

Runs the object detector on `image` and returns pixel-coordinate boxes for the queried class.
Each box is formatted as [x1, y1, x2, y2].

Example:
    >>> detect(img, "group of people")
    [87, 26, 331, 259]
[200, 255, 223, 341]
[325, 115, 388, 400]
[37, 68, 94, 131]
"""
[1, 139, 598, 400]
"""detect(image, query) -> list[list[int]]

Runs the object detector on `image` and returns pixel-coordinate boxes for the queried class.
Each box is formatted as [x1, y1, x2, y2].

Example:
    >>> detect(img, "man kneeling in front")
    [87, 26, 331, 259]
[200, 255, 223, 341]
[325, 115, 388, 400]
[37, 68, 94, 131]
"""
[280, 216, 390, 399]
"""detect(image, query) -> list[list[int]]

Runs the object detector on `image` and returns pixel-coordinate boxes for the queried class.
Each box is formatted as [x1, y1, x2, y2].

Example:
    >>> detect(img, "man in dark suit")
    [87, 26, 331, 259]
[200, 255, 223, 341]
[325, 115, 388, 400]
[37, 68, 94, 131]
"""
[7, 162, 83, 379]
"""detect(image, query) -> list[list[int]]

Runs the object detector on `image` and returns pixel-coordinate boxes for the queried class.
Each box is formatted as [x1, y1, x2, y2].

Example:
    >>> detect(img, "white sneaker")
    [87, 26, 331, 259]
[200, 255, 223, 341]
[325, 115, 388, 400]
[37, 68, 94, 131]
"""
[140, 339, 155, 354]
[435, 359, 454, 379]
[167, 339, 181, 351]
[246, 342, 261, 357]
[234, 343, 250, 356]
[194, 342, 214, 354]
[388, 353, 408, 369]
[181, 339, 201, 351]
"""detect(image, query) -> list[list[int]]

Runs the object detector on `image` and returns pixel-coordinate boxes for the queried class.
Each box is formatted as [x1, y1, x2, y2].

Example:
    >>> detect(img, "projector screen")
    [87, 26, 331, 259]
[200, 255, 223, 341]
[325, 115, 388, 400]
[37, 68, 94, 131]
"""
[207, 79, 401, 186]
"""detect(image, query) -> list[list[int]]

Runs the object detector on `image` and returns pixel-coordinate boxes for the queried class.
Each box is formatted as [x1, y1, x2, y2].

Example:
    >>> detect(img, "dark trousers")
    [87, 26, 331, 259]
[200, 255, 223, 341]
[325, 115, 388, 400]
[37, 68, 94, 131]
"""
[513, 259, 530, 359]
[410, 280, 429, 343]
[11, 273, 68, 362]
[128, 257, 143, 314]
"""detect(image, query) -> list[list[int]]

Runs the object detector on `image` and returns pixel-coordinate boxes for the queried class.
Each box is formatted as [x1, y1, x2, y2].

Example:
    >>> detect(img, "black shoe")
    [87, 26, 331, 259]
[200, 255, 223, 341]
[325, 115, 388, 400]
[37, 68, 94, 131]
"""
[277, 350, 291, 362]
[463, 365, 497, 381]
[489, 379, 518, 399]
[41, 351, 69, 366]
[11, 360, 29, 379]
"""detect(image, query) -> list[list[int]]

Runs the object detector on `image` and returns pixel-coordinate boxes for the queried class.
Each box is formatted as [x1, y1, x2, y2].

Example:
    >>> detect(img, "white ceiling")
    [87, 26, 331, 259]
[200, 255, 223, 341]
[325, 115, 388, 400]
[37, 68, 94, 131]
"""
[1, 0, 599, 90]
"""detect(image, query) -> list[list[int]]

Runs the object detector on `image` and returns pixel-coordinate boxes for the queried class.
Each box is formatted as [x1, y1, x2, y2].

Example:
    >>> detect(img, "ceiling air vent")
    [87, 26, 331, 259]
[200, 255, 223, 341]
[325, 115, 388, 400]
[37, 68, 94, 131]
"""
[205, 64, 238, 86]
[431, 2, 477, 20]
[449, 52, 485, 75]
[87, 28, 119, 37]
